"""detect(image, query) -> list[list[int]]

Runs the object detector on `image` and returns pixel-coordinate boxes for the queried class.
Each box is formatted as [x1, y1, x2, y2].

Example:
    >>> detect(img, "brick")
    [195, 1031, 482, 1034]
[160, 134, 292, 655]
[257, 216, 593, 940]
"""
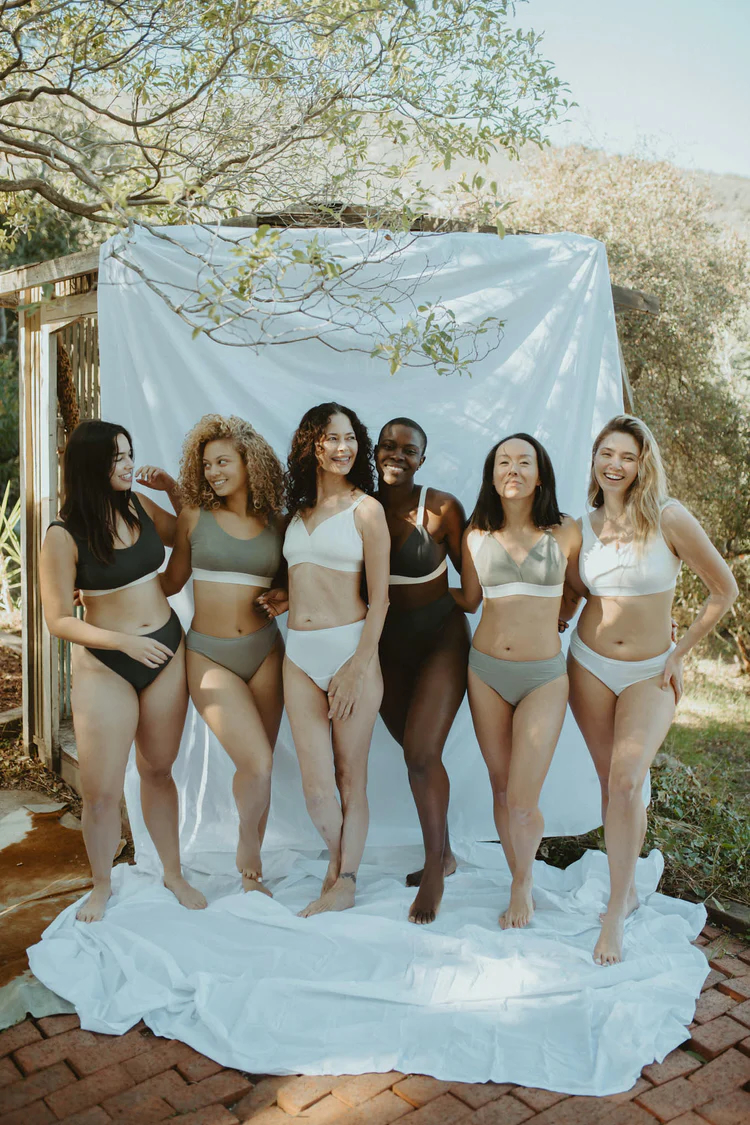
[396, 1092, 472, 1125]
[604, 1106, 656, 1125]
[702, 970, 728, 993]
[45, 1063, 134, 1118]
[728, 999, 750, 1029]
[471, 1097, 535, 1125]
[530, 1096, 608, 1125]
[702, 925, 723, 940]
[295, 1093, 349, 1123]
[56, 1110, 112, 1125]
[689, 1016, 748, 1060]
[687, 1048, 750, 1095]
[667, 1116, 709, 1125]
[276, 1075, 339, 1114]
[232, 1075, 292, 1120]
[694, 990, 737, 1024]
[392, 1075, 452, 1108]
[449, 1083, 514, 1109]
[509, 1088, 567, 1112]
[738, 949, 750, 966]
[642, 1050, 703, 1086]
[0, 1098, 56, 1125]
[67, 1029, 152, 1077]
[236, 1109, 286, 1125]
[121, 1038, 191, 1082]
[740, 1037, 750, 1057]
[697, 1088, 750, 1123]
[173, 1110, 239, 1125]
[708, 958, 747, 979]
[103, 1094, 174, 1122]
[101, 1068, 187, 1114]
[704, 937, 749, 958]
[0, 1060, 75, 1114]
[717, 975, 750, 1002]
[694, 936, 709, 946]
[605, 1078, 653, 1104]
[635, 1077, 707, 1121]
[14, 1029, 98, 1075]
[166, 1069, 251, 1113]
[0, 1021, 42, 1059]
[0, 1060, 21, 1089]
[331, 1072, 404, 1107]
[331, 1089, 413, 1125]
[175, 1050, 225, 1083]
[35, 1015, 81, 1038]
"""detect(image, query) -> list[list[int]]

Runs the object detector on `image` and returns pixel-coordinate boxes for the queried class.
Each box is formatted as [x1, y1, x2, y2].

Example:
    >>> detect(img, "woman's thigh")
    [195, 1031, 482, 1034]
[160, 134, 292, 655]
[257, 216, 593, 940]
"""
[567, 653, 617, 780]
[71, 648, 140, 797]
[611, 676, 676, 785]
[283, 656, 338, 795]
[508, 674, 569, 805]
[403, 612, 469, 760]
[187, 648, 275, 773]
[136, 640, 189, 771]
[331, 659, 383, 786]
[247, 637, 284, 748]
[467, 667, 514, 786]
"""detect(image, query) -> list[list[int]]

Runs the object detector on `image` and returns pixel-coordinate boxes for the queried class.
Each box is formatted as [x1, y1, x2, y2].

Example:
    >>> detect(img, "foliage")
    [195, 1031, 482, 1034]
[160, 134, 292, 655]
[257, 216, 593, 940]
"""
[0, 481, 21, 611]
[453, 147, 750, 667]
[0, 0, 570, 373]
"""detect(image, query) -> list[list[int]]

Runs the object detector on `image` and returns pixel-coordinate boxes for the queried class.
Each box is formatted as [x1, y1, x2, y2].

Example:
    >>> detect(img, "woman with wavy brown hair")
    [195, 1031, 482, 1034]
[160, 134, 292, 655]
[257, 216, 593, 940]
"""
[562, 415, 737, 965]
[260, 402, 389, 916]
[149, 414, 285, 895]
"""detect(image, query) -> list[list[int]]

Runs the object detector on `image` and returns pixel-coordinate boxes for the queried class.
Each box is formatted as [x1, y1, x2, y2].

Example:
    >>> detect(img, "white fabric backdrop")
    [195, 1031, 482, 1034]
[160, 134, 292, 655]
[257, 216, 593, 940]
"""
[29, 226, 707, 1095]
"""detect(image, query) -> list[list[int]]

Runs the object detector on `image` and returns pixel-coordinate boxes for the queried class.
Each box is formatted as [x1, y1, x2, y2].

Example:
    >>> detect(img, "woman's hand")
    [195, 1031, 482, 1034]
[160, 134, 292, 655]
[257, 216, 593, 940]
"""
[327, 657, 366, 721]
[119, 633, 174, 668]
[256, 588, 289, 619]
[135, 465, 175, 492]
[661, 651, 684, 703]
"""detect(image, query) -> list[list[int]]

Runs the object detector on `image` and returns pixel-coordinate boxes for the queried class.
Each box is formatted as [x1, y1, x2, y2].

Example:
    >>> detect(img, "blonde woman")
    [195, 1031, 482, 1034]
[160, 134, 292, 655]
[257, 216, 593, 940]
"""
[563, 415, 737, 966]
[154, 415, 285, 895]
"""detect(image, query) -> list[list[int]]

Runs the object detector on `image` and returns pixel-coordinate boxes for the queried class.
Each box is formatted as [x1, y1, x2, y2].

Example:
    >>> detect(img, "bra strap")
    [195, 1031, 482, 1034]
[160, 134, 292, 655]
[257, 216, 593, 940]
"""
[351, 493, 367, 511]
[416, 486, 426, 527]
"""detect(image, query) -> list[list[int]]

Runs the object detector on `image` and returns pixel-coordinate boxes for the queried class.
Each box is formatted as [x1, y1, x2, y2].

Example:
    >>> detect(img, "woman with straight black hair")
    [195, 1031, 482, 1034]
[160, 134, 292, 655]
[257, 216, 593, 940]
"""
[39, 420, 206, 922]
[453, 434, 581, 929]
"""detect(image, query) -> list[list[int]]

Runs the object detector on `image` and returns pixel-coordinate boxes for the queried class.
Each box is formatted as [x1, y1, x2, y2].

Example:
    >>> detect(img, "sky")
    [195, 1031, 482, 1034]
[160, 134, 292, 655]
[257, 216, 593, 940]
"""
[516, 0, 750, 178]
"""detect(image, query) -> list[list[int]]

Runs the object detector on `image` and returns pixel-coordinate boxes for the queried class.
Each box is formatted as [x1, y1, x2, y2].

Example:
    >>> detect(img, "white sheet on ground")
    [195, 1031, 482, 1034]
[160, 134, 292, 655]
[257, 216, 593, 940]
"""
[28, 226, 703, 1093]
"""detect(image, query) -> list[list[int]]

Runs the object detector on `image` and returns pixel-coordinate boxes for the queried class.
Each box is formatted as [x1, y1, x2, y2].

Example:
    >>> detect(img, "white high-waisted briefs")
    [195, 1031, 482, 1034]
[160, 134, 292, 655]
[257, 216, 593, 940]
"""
[285, 619, 365, 691]
[569, 626, 674, 696]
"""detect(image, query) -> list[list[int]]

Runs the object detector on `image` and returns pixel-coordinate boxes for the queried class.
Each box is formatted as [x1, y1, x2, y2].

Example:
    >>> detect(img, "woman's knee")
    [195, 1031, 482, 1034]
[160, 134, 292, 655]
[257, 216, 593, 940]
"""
[136, 756, 174, 786]
[608, 762, 645, 804]
[506, 792, 540, 824]
[82, 789, 121, 820]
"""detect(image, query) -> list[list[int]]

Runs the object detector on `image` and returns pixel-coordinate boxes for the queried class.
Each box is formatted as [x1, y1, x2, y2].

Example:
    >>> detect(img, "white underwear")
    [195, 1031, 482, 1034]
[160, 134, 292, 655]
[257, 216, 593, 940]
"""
[285, 619, 365, 691]
[569, 626, 674, 697]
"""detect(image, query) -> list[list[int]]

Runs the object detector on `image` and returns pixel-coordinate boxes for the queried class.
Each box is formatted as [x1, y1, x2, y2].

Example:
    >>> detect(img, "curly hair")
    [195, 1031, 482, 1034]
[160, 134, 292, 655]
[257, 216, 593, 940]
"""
[178, 414, 284, 518]
[588, 414, 670, 547]
[286, 402, 375, 516]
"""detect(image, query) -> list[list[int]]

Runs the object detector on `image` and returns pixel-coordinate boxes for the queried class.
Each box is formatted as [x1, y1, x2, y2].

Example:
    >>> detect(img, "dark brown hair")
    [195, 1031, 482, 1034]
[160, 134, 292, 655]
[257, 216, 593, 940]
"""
[286, 402, 375, 516]
[469, 433, 563, 532]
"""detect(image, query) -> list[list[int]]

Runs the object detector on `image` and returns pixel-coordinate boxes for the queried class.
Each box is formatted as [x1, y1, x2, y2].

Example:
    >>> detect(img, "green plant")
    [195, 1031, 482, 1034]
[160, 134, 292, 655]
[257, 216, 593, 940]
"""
[0, 481, 21, 612]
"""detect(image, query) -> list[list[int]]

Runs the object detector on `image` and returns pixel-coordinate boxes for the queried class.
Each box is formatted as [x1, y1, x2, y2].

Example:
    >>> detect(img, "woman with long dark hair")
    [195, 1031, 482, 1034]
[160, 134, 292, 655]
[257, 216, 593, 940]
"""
[152, 415, 285, 895]
[454, 434, 580, 929]
[563, 415, 737, 965]
[259, 403, 389, 916]
[375, 417, 469, 924]
[39, 420, 206, 922]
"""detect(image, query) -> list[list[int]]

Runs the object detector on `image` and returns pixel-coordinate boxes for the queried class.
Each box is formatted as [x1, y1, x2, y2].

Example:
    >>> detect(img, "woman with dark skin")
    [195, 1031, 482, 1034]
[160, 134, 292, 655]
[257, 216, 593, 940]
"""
[375, 418, 470, 925]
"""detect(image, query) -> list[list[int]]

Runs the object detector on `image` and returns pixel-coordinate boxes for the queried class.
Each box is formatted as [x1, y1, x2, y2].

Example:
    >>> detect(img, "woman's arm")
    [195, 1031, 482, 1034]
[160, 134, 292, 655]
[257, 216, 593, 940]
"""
[136, 491, 177, 548]
[40, 528, 174, 666]
[440, 493, 467, 573]
[559, 517, 587, 623]
[450, 529, 482, 613]
[257, 514, 290, 618]
[159, 507, 198, 597]
[327, 497, 390, 721]
[136, 465, 183, 514]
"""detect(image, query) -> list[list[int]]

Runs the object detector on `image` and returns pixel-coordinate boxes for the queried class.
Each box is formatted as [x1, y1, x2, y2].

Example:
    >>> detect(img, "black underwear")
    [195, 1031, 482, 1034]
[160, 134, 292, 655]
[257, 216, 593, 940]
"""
[86, 609, 182, 693]
[379, 592, 459, 670]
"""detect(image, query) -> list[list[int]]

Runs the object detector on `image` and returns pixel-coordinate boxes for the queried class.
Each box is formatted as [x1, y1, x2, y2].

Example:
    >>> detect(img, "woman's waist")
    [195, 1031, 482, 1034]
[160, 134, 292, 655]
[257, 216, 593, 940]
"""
[577, 598, 674, 659]
[82, 582, 170, 633]
[387, 573, 450, 611]
[473, 614, 561, 661]
[191, 603, 273, 639]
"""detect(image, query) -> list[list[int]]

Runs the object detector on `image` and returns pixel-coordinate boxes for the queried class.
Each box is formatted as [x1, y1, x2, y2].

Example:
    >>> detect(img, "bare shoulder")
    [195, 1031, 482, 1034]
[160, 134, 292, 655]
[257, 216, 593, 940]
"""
[177, 505, 201, 532]
[660, 499, 691, 528]
[355, 494, 386, 524]
[553, 514, 582, 547]
[428, 487, 466, 521]
[44, 521, 76, 553]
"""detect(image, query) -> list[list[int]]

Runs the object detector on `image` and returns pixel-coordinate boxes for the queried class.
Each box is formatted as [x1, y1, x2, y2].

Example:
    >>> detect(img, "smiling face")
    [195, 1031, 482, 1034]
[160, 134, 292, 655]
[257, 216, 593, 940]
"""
[109, 432, 134, 492]
[593, 430, 640, 498]
[375, 423, 425, 486]
[492, 438, 540, 502]
[316, 412, 358, 476]
[202, 438, 248, 499]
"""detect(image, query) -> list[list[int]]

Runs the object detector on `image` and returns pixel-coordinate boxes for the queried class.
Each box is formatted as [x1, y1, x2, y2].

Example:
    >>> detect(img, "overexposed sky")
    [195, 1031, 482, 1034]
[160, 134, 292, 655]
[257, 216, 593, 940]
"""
[518, 0, 750, 177]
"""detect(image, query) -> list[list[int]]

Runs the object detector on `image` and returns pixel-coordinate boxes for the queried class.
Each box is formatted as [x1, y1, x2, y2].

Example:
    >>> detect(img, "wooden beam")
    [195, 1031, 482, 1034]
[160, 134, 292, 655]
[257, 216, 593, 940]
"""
[611, 284, 659, 315]
[40, 289, 98, 326]
[0, 247, 100, 298]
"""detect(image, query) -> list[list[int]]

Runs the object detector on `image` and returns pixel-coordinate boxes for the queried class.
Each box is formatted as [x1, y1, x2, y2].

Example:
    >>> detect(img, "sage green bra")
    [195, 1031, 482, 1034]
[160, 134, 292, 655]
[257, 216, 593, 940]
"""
[467, 528, 565, 599]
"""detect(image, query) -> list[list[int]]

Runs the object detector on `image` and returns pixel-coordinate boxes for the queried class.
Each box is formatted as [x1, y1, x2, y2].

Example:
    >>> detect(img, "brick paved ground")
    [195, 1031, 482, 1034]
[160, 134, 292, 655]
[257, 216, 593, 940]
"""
[1, 924, 749, 1125]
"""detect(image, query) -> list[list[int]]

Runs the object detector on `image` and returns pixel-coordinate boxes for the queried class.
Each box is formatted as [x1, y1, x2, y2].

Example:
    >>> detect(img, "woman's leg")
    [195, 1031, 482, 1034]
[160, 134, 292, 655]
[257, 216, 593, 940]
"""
[402, 612, 469, 923]
[502, 674, 568, 928]
[187, 643, 280, 894]
[595, 676, 676, 965]
[246, 638, 284, 846]
[298, 658, 383, 916]
[136, 641, 206, 909]
[71, 650, 140, 922]
[468, 667, 515, 865]
[284, 657, 345, 902]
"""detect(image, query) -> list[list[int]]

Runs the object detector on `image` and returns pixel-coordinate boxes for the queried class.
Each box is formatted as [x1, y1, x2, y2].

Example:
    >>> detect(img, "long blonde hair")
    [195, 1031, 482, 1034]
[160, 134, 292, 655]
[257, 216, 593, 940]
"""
[588, 415, 669, 545]
[178, 414, 284, 519]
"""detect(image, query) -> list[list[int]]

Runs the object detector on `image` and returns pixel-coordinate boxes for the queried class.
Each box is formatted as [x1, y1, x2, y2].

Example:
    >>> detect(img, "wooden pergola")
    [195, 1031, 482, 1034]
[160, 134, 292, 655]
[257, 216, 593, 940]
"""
[0, 225, 658, 792]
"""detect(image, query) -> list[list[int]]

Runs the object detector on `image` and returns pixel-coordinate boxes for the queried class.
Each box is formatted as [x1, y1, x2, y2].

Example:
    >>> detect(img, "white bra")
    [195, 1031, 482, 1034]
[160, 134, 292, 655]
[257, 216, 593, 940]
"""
[284, 494, 366, 574]
[579, 505, 681, 597]
[81, 570, 160, 597]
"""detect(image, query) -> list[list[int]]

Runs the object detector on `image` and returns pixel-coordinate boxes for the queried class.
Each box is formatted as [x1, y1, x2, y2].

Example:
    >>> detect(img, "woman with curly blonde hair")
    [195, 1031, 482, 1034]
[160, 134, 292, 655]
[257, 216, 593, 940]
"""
[561, 414, 737, 965]
[142, 414, 285, 895]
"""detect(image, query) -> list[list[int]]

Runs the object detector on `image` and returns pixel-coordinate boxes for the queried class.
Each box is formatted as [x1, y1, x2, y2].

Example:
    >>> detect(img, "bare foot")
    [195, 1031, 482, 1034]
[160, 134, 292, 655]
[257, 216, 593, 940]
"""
[406, 851, 457, 888]
[499, 879, 534, 929]
[599, 885, 639, 923]
[76, 884, 111, 923]
[408, 864, 444, 925]
[164, 873, 207, 910]
[299, 876, 356, 917]
[594, 911, 626, 965]
[241, 870, 273, 898]
[321, 861, 340, 895]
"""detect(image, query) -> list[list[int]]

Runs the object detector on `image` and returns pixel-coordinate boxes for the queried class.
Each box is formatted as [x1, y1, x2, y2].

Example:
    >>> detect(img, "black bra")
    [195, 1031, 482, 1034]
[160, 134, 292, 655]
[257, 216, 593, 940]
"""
[389, 486, 447, 586]
[50, 494, 165, 595]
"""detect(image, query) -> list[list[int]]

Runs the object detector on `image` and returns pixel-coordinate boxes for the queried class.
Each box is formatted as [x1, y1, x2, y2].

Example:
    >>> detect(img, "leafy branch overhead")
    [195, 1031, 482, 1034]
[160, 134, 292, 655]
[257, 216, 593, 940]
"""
[0, 0, 566, 374]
